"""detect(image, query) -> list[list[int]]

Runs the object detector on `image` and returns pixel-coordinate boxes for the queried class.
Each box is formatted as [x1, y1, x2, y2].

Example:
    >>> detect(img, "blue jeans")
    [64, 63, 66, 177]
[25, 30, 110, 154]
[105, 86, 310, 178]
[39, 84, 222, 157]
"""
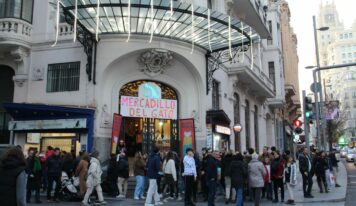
[134, 176, 145, 198]
[235, 187, 243, 206]
[207, 180, 216, 206]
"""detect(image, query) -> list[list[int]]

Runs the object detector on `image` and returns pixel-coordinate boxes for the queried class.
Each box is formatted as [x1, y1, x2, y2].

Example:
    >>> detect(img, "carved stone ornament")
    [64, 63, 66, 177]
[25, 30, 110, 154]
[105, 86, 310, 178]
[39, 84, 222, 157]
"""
[138, 49, 173, 77]
[13, 74, 28, 87]
[32, 68, 44, 81]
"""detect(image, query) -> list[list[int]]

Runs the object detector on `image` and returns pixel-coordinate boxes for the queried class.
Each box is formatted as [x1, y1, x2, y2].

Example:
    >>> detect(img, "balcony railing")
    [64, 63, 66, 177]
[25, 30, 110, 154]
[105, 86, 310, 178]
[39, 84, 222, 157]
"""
[251, 0, 268, 25]
[0, 18, 32, 44]
[58, 23, 74, 40]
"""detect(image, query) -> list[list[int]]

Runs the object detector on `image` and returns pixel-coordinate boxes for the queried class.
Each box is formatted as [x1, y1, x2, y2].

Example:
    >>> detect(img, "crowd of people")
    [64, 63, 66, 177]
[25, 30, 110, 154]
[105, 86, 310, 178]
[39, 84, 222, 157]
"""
[0, 142, 342, 206]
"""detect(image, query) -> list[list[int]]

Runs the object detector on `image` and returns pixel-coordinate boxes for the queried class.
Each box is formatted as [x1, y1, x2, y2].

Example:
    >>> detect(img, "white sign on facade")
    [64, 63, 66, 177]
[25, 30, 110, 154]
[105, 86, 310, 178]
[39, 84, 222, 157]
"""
[215, 125, 231, 135]
[9, 118, 87, 131]
[206, 124, 213, 149]
[120, 82, 178, 119]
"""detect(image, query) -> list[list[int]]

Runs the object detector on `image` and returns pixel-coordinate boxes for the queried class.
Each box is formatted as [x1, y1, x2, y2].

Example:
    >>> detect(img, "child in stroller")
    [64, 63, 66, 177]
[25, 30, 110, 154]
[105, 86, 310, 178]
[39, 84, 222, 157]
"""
[60, 171, 81, 201]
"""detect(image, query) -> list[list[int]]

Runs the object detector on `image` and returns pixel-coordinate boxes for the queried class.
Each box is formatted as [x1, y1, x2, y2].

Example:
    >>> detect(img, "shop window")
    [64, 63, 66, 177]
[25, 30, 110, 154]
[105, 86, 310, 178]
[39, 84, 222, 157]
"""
[46, 62, 80, 93]
[0, 0, 34, 23]
[212, 79, 220, 110]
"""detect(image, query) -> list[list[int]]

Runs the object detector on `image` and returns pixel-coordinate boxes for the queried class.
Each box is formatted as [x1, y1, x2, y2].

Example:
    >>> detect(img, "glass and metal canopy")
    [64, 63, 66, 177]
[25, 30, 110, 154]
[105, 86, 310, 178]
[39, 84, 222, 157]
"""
[60, 0, 260, 52]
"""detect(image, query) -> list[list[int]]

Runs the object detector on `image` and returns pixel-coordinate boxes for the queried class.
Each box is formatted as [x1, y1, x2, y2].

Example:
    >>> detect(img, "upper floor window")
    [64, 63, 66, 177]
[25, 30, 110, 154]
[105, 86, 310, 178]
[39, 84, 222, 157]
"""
[268, 61, 276, 92]
[0, 0, 34, 23]
[47, 62, 80, 93]
[212, 79, 220, 110]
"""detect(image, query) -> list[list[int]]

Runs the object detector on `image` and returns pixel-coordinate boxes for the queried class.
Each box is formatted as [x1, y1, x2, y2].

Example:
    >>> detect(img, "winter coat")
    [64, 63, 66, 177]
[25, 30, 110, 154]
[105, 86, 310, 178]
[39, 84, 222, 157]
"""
[46, 154, 62, 177]
[62, 159, 74, 177]
[285, 162, 297, 185]
[205, 155, 218, 181]
[313, 157, 328, 177]
[75, 159, 88, 194]
[299, 153, 313, 175]
[222, 154, 233, 177]
[147, 152, 161, 179]
[26, 156, 42, 189]
[248, 157, 265, 188]
[163, 159, 177, 181]
[134, 159, 146, 177]
[230, 159, 247, 188]
[117, 157, 129, 178]
[329, 153, 339, 167]
[86, 157, 102, 188]
[271, 157, 285, 180]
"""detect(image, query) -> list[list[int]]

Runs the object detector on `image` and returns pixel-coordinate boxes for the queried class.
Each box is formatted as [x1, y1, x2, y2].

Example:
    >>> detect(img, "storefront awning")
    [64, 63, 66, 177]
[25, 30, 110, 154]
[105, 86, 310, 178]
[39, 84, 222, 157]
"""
[60, 0, 260, 52]
[206, 109, 231, 125]
[3, 102, 95, 121]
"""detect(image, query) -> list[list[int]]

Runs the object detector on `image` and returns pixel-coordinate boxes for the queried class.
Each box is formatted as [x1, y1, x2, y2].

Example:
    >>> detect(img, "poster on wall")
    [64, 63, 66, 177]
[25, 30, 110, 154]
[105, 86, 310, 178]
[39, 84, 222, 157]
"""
[179, 119, 195, 159]
[206, 124, 213, 150]
[111, 114, 122, 155]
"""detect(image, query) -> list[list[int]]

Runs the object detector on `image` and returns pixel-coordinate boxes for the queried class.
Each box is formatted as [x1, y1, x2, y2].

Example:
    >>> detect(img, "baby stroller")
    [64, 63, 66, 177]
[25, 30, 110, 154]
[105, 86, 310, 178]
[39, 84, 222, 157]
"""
[60, 171, 81, 201]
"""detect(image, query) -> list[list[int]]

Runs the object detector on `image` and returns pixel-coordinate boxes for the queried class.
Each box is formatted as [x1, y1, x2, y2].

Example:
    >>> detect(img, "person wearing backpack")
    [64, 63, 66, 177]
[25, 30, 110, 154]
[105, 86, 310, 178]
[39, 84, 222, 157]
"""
[271, 151, 285, 203]
[116, 152, 129, 199]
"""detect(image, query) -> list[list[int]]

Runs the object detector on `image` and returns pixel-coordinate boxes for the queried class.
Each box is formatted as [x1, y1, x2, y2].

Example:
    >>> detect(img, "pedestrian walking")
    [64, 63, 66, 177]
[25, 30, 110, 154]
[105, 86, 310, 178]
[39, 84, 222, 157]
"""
[222, 150, 235, 204]
[134, 151, 146, 200]
[75, 152, 89, 196]
[0, 147, 27, 206]
[26, 149, 42, 203]
[299, 147, 314, 198]
[183, 148, 197, 206]
[248, 153, 265, 206]
[162, 151, 177, 202]
[205, 151, 218, 206]
[329, 150, 341, 187]
[116, 152, 129, 199]
[145, 146, 163, 206]
[271, 151, 285, 203]
[230, 153, 247, 206]
[82, 151, 107, 206]
[285, 156, 297, 205]
[46, 147, 62, 202]
[314, 151, 329, 193]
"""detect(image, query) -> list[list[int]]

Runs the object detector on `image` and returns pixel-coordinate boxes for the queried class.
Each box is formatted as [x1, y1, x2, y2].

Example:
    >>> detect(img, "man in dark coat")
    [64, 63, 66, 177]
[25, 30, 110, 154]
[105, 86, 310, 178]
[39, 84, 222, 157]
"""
[230, 153, 247, 206]
[299, 147, 314, 198]
[205, 151, 218, 206]
[46, 147, 62, 202]
[145, 146, 163, 206]
[26, 149, 42, 203]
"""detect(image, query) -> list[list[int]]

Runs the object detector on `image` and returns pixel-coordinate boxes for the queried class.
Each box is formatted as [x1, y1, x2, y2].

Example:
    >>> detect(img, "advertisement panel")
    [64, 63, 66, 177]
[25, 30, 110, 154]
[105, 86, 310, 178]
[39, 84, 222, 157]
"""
[111, 114, 122, 154]
[179, 119, 195, 159]
[324, 100, 340, 120]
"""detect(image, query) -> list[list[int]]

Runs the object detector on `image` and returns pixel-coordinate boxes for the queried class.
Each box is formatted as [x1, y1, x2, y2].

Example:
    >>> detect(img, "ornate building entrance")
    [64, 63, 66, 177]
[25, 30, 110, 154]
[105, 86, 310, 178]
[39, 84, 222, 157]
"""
[119, 80, 179, 156]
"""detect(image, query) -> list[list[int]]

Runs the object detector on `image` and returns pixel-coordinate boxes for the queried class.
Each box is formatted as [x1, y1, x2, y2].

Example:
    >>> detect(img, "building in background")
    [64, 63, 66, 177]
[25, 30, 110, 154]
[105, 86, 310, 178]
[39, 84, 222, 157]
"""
[0, 0, 290, 157]
[317, 1, 356, 142]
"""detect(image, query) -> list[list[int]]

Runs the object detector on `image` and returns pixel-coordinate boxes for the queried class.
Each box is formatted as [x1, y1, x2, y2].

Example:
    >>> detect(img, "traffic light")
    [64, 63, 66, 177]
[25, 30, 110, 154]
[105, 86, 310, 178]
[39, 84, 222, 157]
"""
[293, 119, 303, 134]
[304, 96, 313, 118]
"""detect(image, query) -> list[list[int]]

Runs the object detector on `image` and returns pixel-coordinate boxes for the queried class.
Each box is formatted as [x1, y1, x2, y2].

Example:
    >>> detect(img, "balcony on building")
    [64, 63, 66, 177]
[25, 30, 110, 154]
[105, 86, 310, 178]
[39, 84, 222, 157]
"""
[228, 0, 270, 39]
[227, 45, 275, 99]
[0, 0, 34, 48]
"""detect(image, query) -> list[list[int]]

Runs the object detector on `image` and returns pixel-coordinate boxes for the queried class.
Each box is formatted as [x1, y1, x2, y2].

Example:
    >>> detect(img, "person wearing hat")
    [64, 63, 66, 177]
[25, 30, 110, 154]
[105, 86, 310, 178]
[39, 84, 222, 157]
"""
[82, 151, 107, 206]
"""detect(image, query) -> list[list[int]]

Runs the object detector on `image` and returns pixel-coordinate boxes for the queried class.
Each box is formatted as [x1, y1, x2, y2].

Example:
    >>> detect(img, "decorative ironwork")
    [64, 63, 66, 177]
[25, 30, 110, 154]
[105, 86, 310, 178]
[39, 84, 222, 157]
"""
[206, 44, 250, 94]
[62, 7, 96, 82]
[119, 80, 178, 100]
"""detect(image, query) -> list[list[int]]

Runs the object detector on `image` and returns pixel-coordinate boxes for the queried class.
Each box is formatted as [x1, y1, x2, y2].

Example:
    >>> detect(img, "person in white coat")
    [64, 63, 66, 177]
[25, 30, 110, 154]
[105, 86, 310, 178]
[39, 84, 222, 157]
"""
[162, 151, 177, 201]
[284, 156, 297, 205]
[82, 151, 107, 206]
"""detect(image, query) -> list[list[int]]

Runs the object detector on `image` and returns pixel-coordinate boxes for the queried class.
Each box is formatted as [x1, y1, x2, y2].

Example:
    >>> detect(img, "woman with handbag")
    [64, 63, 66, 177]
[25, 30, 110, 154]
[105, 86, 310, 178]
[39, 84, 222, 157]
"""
[285, 156, 297, 205]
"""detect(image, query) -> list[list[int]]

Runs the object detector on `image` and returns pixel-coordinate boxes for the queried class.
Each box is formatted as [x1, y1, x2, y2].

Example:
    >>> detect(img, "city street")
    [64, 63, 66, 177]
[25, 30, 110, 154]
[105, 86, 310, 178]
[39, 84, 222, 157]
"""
[344, 160, 356, 206]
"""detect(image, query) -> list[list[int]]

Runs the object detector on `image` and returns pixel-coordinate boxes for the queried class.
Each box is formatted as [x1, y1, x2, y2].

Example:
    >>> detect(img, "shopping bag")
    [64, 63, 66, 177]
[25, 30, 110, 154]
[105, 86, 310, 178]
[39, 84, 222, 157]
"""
[329, 173, 335, 186]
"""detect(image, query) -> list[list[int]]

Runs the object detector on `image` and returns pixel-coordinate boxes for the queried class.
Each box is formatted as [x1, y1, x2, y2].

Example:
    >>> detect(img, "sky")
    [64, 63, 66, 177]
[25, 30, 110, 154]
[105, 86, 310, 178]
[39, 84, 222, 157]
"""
[286, 0, 356, 97]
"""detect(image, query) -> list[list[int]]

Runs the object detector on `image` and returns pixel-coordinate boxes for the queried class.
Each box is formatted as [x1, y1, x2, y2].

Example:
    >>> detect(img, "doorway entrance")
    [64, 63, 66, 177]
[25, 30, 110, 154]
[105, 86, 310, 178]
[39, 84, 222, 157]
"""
[118, 80, 179, 158]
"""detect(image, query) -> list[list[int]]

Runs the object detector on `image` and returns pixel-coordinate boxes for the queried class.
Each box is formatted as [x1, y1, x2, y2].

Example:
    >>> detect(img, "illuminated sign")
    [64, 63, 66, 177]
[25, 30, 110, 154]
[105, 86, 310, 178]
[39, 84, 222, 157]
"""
[9, 118, 87, 131]
[215, 125, 231, 135]
[138, 82, 162, 99]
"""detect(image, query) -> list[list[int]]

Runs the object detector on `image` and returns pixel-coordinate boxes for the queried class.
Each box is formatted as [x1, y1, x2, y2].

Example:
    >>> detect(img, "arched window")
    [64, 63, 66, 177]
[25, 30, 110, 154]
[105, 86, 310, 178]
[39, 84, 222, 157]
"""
[0, 0, 34, 23]
[233, 93, 240, 151]
[245, 99, 250, 150]
[254, 105, 259, 152]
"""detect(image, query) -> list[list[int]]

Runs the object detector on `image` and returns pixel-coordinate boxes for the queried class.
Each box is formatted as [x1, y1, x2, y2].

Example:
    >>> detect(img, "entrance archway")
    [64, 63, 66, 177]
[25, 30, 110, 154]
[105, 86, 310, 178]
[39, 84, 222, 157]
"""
[0, 65, 15, 144]
[118, 80, 179, 157]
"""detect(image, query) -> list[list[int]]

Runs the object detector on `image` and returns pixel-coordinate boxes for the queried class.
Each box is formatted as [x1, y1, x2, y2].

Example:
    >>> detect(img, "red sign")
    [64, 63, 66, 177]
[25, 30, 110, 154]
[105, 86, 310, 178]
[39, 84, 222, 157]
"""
[111, 114, 122, 155]
[179, 119, 195, 159]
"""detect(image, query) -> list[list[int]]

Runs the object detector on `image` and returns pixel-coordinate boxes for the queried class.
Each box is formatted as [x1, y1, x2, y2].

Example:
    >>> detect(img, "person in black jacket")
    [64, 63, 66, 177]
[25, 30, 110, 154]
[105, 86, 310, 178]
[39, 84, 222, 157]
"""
[230, 153, 247, 206]
[222, 150, 234, 204]
[298, 147, 314, 198]
[116, 152, 129, 199]
[46, 147, 62, 202]
[329, 150, 341, 187]
[200, 148, 209, 201]
[62, 152, 74, 178]
[205, 151, 218, 206]
[313, 151, 328, 193]
[26, 149, 42, 203]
